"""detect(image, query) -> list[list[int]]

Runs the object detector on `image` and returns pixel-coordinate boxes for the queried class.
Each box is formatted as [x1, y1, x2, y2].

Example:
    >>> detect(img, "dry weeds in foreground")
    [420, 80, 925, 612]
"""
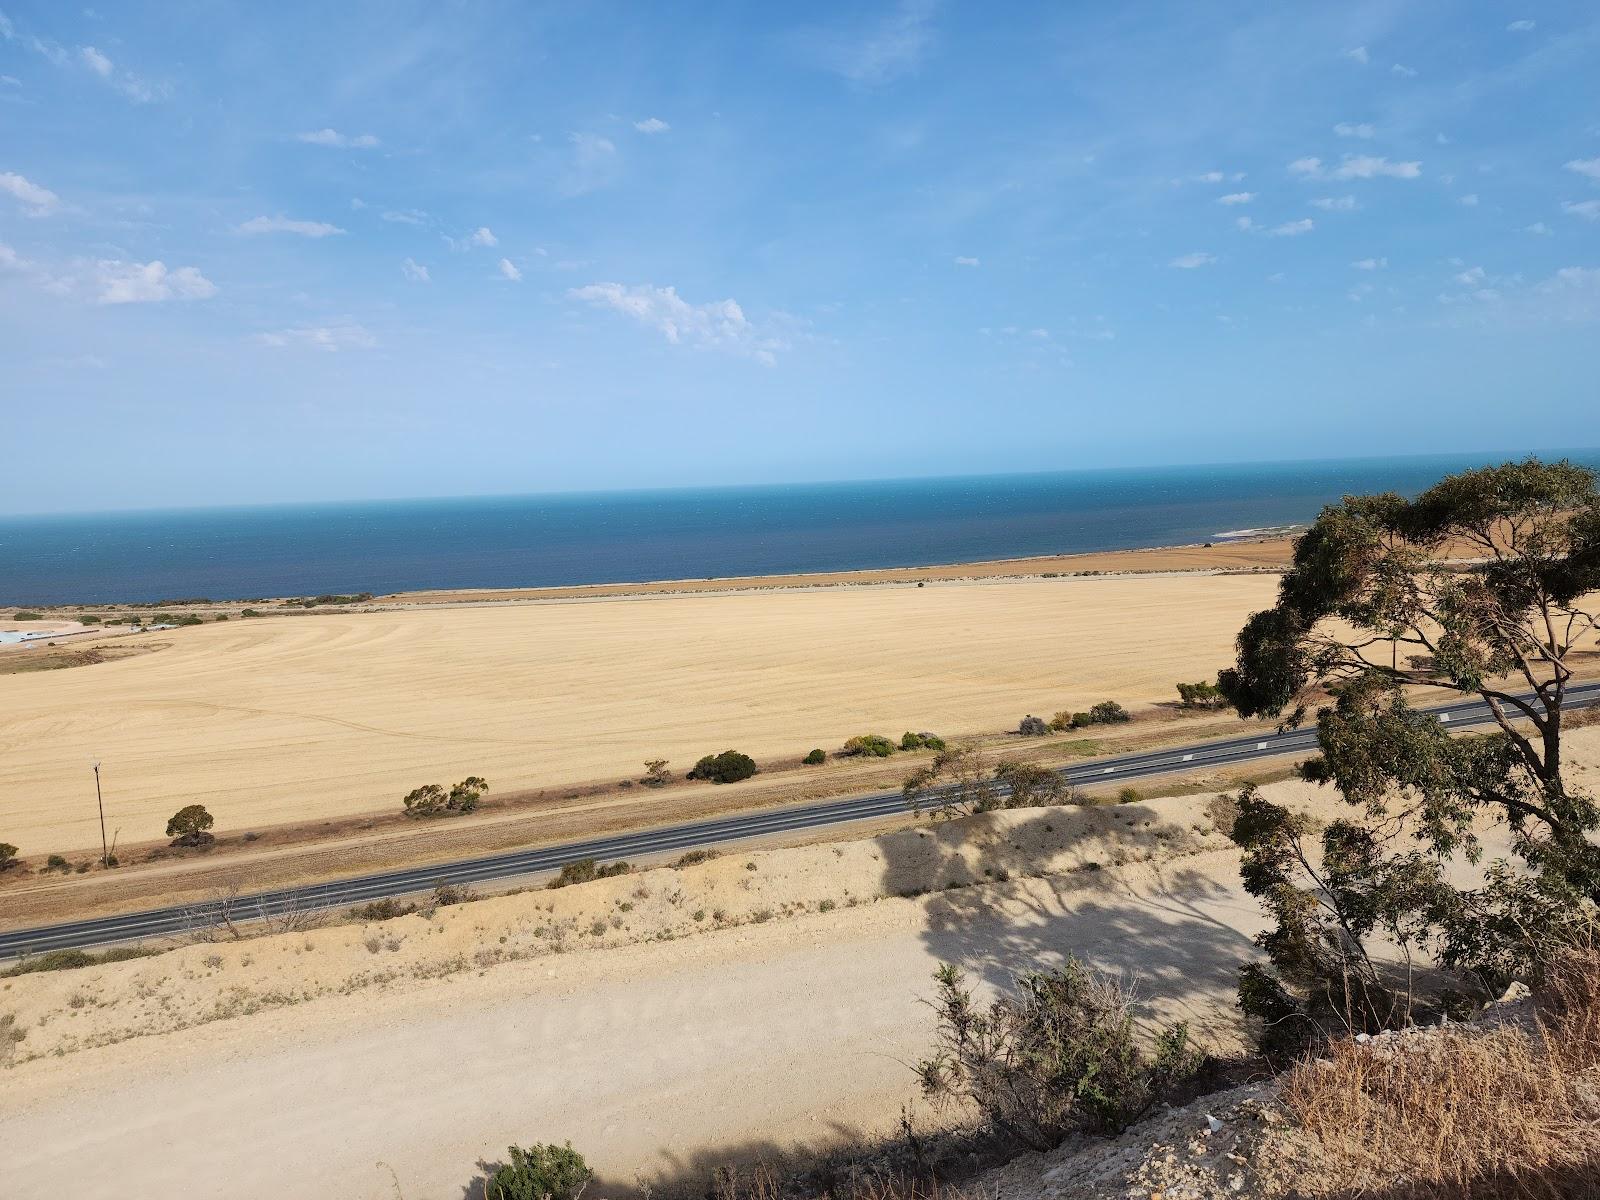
[1283, 947, 1600, 1199]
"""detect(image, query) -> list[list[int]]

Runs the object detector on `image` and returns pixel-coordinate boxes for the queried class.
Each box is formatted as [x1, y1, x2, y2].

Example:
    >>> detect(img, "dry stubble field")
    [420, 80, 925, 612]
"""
[0, 572, 1279, 853]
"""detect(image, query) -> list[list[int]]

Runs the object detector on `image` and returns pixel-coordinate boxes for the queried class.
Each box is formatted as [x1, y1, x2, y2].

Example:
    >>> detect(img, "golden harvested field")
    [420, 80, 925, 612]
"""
[0, 573, 1278, 854]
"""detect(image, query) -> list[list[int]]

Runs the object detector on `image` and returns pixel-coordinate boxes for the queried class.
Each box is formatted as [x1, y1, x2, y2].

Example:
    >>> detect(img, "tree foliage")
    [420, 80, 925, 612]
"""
[402, 776, 489, 818]
[1176, 680, 1228, 709]
[1218, 459, 1600, 1046]
[165, 804, 215, 846]
[903, 747, 1074, 817]
[841, 733, 897, 757]
[0, 843, 16, 870]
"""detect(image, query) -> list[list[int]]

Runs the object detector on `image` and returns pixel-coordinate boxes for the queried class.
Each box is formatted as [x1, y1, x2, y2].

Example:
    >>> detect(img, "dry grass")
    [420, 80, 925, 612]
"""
[1282, 947, 1600, 1199]
[0, 573, 1278, 852]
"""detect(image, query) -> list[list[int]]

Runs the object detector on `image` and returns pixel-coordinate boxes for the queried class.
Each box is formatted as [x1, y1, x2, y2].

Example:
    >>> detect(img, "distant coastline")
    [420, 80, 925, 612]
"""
[3, 450, 1594, 606]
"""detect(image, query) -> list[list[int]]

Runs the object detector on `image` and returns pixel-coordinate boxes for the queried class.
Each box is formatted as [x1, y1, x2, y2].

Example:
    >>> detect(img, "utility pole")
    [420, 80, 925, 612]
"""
[93, 760, 108, 868]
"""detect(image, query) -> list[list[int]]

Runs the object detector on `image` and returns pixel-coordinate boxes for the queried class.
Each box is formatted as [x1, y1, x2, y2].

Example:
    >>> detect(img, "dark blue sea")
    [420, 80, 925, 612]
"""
[3, 451, 1595, 605]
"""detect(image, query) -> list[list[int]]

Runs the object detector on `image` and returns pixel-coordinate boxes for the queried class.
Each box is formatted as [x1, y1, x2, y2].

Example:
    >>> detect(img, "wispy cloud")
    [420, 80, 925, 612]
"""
[1266, 218, 1314, 236]
[1290, 155, 1421, 180]
[799, 0, 937, 85]
[1566, 158, 1600, 182]
[633, 117, 669, 134]
[381, 209, 428, 226]
[1333, 122, 1375, 139]
[953, 255, 980, 266]
[93, 260, 217, 304]
[1169, 252, 1216, 269]
[401, 257, 430, 282]
[1459, 193, 1479, 206]
[1563, 200, 1600, 221]
[1507, 19, 1536, 32]
[570, 282, 792, 365]
[1310, 195, 1358, 211]
[1217, 192, 1254, 205]
[296, 128, 380, 149]
[1344, 46, 1369, 64]
[1391, 63, 1418, 78]
[256, 325, 377, 352]
[564, 132, 620, 195]
[76, 43, 163, 102]
[498, 258, 523, 282]
[1352, 257, 1388, 270]
[238, 215, 344, 237]
[0, 170, 60, 216]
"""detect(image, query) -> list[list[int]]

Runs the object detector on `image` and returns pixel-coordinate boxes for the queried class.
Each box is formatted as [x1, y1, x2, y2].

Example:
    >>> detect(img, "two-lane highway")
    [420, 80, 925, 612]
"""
[4, 681, 1598, 959]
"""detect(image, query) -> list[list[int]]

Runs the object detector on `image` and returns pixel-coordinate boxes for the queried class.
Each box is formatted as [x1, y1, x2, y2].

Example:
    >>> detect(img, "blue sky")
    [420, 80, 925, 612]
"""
[1, 2, 1597, 514]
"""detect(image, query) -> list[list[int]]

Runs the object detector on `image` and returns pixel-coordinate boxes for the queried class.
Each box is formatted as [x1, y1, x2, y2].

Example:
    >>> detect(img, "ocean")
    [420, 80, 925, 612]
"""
[3, 451, 1595, 605]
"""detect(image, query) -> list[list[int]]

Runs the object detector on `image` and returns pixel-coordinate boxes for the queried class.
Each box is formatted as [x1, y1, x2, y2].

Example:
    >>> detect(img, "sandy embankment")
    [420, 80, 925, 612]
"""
[0, 572, 1281, 854]
[13, 727, 1585, 1200]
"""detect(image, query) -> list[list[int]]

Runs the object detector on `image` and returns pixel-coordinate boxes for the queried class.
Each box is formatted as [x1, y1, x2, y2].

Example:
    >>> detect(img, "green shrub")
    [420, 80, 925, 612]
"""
[11, 611, 41, 621]
[640, 758, 672, 787]
[841, 734, 896, 758]
[1049, 711, 1076, 731]
[917, 959, 1200, 1150]
[1175, 680, 1228, 709]
[45, 853, 68, 871]
[803, 748, 826, 765]
[165, 805, 214, 846]
[241, 609, 263, 618]
[0, 843, 16, 870]
[349, 898, 416, 922]
[1116, 786, 1142, 804]
[484, 1142, 592, 1200]
[687, 750, 758, 783]
[2, 945, 157, 978]
[79, 615, 101, 625]
[1069, 711, 1094, 729]
[900, 731, 947, 751]
[1018, 715, 1050, 736]
[1089, 700, 1130, 724]
[673, 848, 720, 868]
[994, 761, 1073, 807]
[547, 858, 632, 889]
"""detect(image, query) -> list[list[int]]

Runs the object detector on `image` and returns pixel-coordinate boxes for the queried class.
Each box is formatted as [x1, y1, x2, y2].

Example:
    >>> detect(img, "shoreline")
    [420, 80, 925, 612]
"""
[3, 532, 1298, 614]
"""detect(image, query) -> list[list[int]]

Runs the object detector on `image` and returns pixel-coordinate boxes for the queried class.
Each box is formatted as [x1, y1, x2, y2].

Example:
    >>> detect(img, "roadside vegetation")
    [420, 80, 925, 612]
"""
[687, 750, 758, 783]
[401, 776, 488, 818]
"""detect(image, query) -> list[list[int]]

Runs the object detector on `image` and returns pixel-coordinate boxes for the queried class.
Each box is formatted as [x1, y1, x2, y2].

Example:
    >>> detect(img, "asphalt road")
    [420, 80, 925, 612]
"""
[5, 681, 1598, 960]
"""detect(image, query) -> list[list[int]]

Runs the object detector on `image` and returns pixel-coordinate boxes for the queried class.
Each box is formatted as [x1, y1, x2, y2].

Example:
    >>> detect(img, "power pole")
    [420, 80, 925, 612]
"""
[93, 760, 108, 868]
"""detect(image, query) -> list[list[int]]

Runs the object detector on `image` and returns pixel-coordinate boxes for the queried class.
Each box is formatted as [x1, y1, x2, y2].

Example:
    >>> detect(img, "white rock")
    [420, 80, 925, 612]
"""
[1205, 1114, 1223, 1133]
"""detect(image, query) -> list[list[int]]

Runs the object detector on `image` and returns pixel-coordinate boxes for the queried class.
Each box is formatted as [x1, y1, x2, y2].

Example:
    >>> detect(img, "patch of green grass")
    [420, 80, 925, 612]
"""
[2, 944, 159, 977]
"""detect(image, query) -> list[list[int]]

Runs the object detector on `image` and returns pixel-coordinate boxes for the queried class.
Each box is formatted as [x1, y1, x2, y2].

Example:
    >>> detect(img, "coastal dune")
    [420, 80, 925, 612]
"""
[0, 573, 1278, 852]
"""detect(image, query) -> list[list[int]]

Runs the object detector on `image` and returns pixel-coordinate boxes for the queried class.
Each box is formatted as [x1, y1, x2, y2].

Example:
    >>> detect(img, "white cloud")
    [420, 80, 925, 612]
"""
[1566, 158, 1600, 182]
[633, 117, 669, 134]
[1391, 63, 1418, 78]
[953, 255, 979, 266]
[565, 132, 620, 194]
[1235, 216, 1255, 232]
[1267, 219, 1314, 236]
[93, 260, 217, 304]
[498, 258, 523, 282]
[1195, 170, 1225, 183]
[804, 0, 936, 85]
[1459, 193, 1479, 206]
[1523, 222, 1552, 235]
[0, 170, 60, 216]
[401, 257, 430, 282]
[570, 281, 792, 365]
[1507, 19, 1536, 32]
[468, 226, 497, 248]
[296, 128, 380, 149]
[1454, 266, 1486, 285]
[1352, 257, 1387, 270]
[1563, 200, 1600, 221]
[79, 45, 112, 77]
[1333, 122, 1375, 139]
[256, 325, 376, 352]
[1217, 192, 1254, 205]
[1291, 155, 1421, 181]
[1345, 46, 1369, 64]
[1311, 195, 1358, 211]
[381, 209, 427, 226]
[1169, 252, 1216, 269]
[238, 215, 344, 237]
[1, 75, 20, 87]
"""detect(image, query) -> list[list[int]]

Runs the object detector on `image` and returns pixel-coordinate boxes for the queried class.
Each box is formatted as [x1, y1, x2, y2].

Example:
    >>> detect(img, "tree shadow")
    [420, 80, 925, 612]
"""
[880, 801, 1263, 1044]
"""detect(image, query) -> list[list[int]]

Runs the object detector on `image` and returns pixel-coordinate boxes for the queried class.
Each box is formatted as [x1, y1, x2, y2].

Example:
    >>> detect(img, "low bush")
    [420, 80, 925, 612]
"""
[45, 853, 68, 871]
[916, 958, 1200, 1151]
[1089, 700, 1129, 724]
[841, 734, 897, 758]
[484, 1142, 592, 1200]
[431, 882, 473, 907]
[11, 611, 41, 621]
[1017, 715, 1050, 737]
[803, 748, 826, 765]
[349, 898, 416, 922]
[0, 842, 16, 870]
[402, 775, 489, 818]
[901, 731, 946, 751]
[993, 761, 1072, 807]
[688, 750, 758, 783]
[640, 758, 672, 788]
[79, 615, 101, 625]
[547, 858, 632, 889]
[673, 848, 720, 868]
[1116, 786, 1142, 804]
[2, 945, 157, 978]
[165, 804, 215, 847]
